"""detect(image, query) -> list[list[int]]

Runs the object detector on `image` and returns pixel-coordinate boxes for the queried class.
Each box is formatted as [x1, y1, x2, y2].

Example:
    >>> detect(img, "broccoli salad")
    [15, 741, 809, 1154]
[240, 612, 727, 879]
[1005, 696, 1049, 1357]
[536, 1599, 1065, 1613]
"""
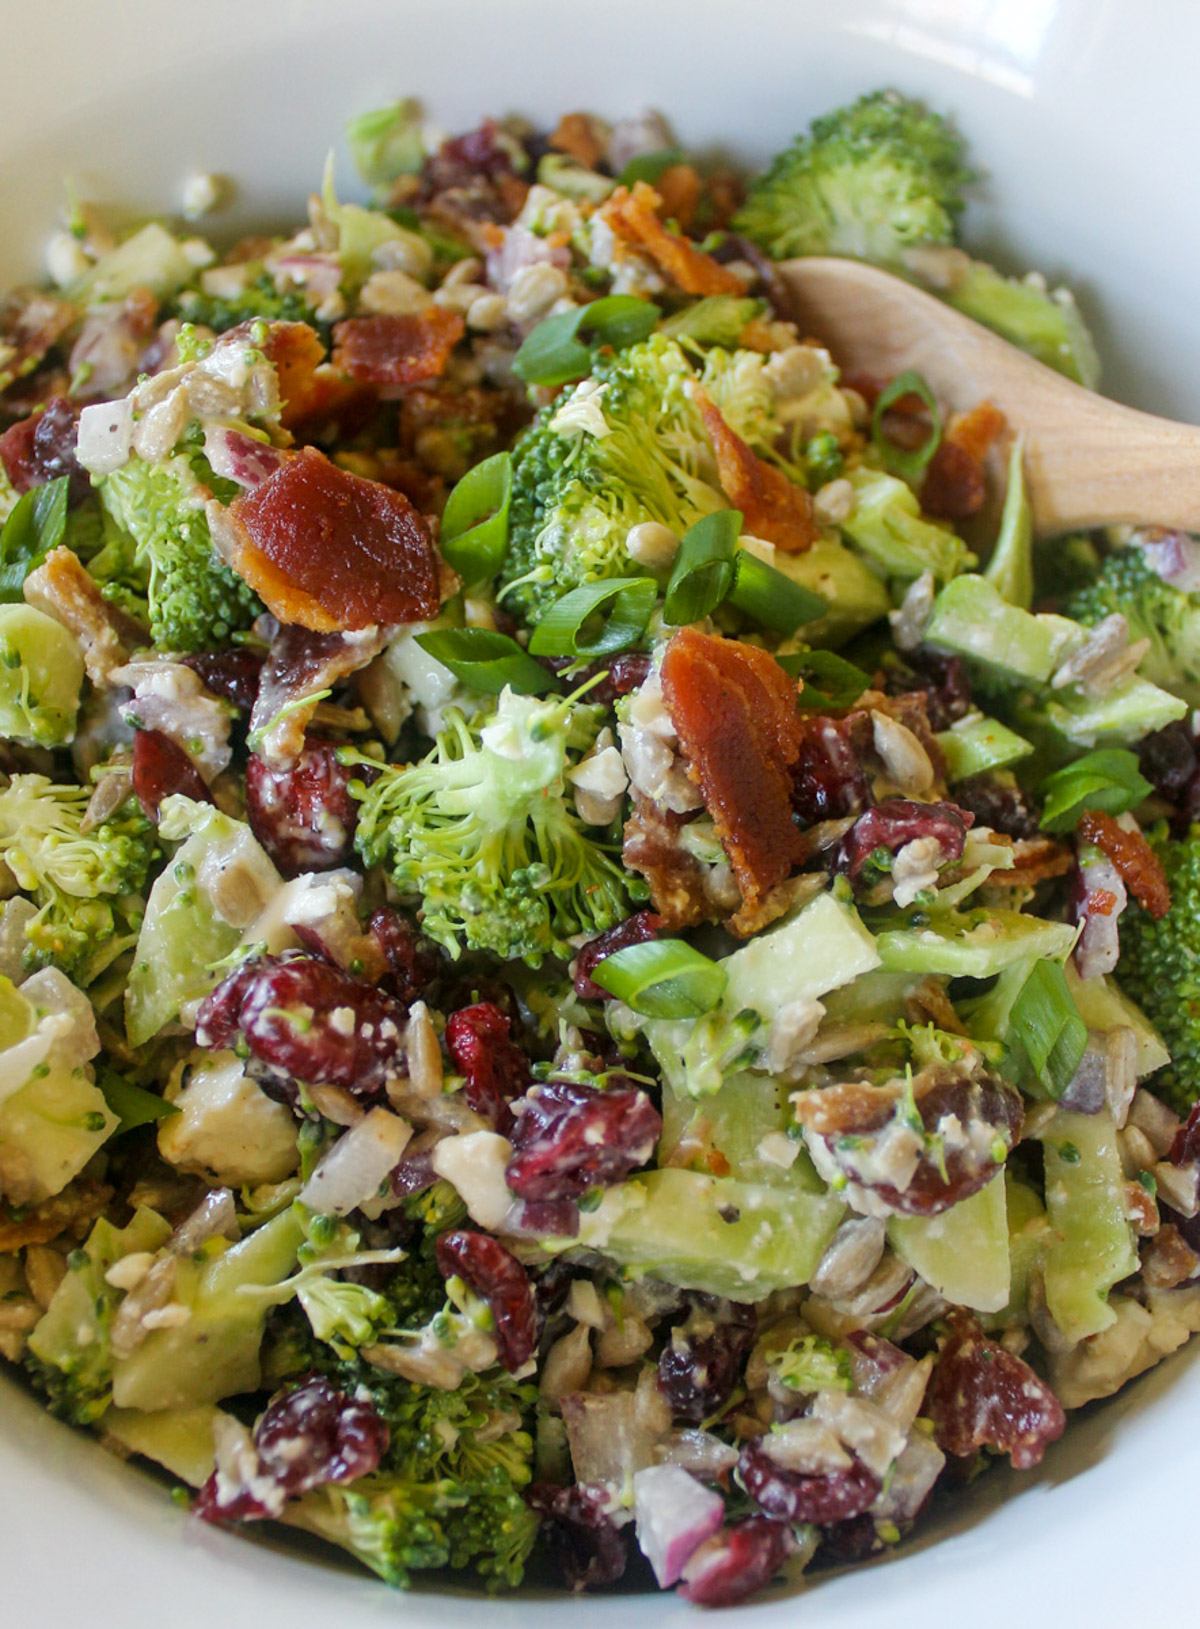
[2, 88, 1199, 1608]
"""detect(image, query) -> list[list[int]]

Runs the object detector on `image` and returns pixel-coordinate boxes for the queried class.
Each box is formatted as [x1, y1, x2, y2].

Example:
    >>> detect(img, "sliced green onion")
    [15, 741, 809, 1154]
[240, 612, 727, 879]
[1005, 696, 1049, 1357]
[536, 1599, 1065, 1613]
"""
[619, 148, 687, 188]
[729, 551, 826, 634]
[663, 509, 741, 625]
[0, 476, 69, 602]
[439, 453, 512, 585]
[1010, 959, 1088, 1098]
[528, 576, 656, 659]
[779, 648, 871, 710]
[871, 370, 942, 483]
[98, 1071, 180, 1134]
[590, 939, 727, 1019]
[512, 294, 662, 386]
[414, 628, 559, 695]
[1039, 749, 1153, 834]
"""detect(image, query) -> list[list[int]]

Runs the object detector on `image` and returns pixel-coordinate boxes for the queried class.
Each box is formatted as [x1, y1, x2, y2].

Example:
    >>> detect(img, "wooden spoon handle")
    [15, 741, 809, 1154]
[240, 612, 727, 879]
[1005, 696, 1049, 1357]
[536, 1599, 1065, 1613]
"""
[779, 257, 1200, 537]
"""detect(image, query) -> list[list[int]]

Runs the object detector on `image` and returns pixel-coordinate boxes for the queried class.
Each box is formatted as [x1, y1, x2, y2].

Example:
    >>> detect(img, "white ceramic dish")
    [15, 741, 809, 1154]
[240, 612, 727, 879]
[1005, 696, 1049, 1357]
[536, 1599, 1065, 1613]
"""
[3, 1, 1199, 1621]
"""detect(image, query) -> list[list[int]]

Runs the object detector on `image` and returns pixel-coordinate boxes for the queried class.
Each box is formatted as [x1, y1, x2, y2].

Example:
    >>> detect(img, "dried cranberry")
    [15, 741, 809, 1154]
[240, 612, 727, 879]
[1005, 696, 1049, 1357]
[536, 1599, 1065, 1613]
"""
[572, 910, 662, 1001]
[435, 120, 519, 182]
[506, 1079, 660, 1202]
[182, 649, 265, 712]
[797, 1068, 1024, 1217]
[658, 1300, 756, 1424]
[131, 727, 213, 821]
[817, 1514, 888, 1565]
[528, 1482, 629, 1592]
[907, 653, 972, 732]
[925, 1309, 1065, 1469]
[194, 1374, 388, 1523]
[954, 772, 1042, 840]
[0, 397, 88, 504]
[738, 1440, 880, 1524]
[1170, 1102, 1200, 1167]
[195, 952, 407, 1099]
[434, 1229, 538, 1371]
[678, 1517, 792, 1607]
[245, 737, 372, 877]
[833, 797, 973, 883]
[791, 714, 870, 825]
[445, 1001, 530, 1134]
[578, 651, 654, 707]
[389, 1149, 438, 1197]
[366, 905, 441, 1002]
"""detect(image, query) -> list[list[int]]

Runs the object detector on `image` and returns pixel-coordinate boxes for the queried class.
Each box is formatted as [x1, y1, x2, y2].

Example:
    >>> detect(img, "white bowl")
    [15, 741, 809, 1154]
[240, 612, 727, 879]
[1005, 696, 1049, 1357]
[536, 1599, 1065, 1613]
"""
[3, 2, 1199, 1623]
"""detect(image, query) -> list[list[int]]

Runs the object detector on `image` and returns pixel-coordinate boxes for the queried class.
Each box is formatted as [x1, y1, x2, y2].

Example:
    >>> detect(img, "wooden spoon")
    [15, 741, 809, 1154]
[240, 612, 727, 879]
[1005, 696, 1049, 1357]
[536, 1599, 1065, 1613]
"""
[778, 256, 1200, 538]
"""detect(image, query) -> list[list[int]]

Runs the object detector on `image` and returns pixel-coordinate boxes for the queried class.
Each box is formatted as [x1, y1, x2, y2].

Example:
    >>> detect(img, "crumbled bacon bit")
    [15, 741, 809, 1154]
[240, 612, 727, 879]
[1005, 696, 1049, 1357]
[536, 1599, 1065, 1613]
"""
[249, 622, 389, 768]
[622, 796, 714, 930]
[946, 400, 1007, 464]
[22, 546, 146, 686]
[919, 438, 986, 522]
[332, 309, 465, 389]
[654, 164, 703, 233]
[661, 628, 805, 935]
[694, 387, 820, 552]
[986, 834, 1074, 891]
[1077, 810, 1170, 919]
[598, 181, 744, 296]
[548, 112, 606, 170]
[223, 447, 441, 633]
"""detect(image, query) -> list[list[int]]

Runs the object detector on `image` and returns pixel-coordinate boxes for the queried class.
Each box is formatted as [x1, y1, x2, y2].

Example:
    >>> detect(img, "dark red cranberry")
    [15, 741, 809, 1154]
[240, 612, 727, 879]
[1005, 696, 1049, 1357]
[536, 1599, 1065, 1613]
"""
[445, 1001, 530, 1134]
[245, 737, 373, 877]
[195, 952, 407, 1100]
[131, 728, 213, 821]
[0, 397, 89, 504]
[506, 1079, 660, 1201]
[906, 652, 972, 732]
[389, 1148, 438, 1197]
[678, 1517, 792, 1607]
[194, 1374, 388, 1523]
[818, 1514, 888, 1565]
[791, 715, 871, 825]
[1170, 1102, 1200, 1168]
[528, 1482, 629, 1592]
[658, 1300, 756, 1424]
[924, 1309, 1065, 1469]
[366, 905, 441, 1002]
[954, 772, 1042, 839]
[738, 1440, 880, 1524]
[182, 649, 265, 712]
[434, 1229, 538, 1371]
[833, 797, 973, 884]
[572, 910, 662, 1001]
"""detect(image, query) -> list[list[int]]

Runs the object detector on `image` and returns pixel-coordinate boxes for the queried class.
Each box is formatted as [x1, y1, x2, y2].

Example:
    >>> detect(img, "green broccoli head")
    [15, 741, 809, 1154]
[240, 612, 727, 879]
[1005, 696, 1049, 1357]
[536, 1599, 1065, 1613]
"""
[290, 1364, 539, 1590]
[734, 89, 972, 264]
[174, 270, 323, 336]
[355, 688, 640, 965]
[1116, 825, 1200, 1115]
[96, 453, 261, 653]
[0, 776, 158, 984]
[499, 333, 792, 623]
[1064, 542, 1200, 707]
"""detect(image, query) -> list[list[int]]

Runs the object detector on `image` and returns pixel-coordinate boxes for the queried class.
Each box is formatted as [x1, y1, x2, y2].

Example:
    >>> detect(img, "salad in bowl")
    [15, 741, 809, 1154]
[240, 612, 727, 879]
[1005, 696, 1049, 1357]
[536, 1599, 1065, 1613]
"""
[1, 87, 1199, 1609]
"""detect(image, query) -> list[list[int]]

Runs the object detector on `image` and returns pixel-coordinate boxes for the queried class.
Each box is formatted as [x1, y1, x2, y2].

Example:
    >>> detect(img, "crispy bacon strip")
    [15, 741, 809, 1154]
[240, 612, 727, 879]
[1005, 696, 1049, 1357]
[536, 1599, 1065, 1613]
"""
[1077, 810, 1170, 918]
[23, 546, 146, 685]
[598, 182, 744, 297]
[661, 627, 805, 934]
[332, 309, 465, 389]
[985, 835, 1074, 890]
[694, 388, 820, 553]
[221, 447, 441, 633]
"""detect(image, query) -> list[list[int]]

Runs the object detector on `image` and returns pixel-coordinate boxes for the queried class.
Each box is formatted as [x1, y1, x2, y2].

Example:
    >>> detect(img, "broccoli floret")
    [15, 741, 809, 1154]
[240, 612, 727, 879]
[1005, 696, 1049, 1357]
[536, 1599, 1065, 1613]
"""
[500, 333, 794, 622]
[0, 603, 84, 746]
[734, 89, 971, 265]
[96, 453, 260, 653]
[1064, 542, 1200, 707]
[174, 271, 324, 337]
[771, 1332, 853, 1394]
[0, 775, 157, 984]
[289, 1366, 539, 1590]
[1117, 826, 1200, 1114]
[355, 688, 639, 965]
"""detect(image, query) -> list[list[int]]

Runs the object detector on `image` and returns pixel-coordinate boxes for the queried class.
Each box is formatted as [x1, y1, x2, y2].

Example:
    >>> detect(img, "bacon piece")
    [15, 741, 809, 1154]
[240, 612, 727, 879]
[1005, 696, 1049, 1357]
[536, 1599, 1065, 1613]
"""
[250, 622, 389, 768]
[332, 309, 465, 389]
[0, 289, 77, 394]
[548, 112, 606, 170]
[694, 388, 819, 553]
[0, 1176, 112, 1251]
[919, 439, 985, 522]
[946, 401, 1007, 465]
[661, 628, 805, 934]
[1077, 810, 1170, 919]
[598, 182, 744, 297]
[622, 795, 714, 931]
[655, 164, 703, 234]
[221, 447, 440, 633]
[22, 546, 146, 685]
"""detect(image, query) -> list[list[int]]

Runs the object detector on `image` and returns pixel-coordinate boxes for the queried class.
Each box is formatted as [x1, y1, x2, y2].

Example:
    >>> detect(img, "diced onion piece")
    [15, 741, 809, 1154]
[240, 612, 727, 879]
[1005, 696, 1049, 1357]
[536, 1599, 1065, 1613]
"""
[632, 1465, 725, 1587]
[299, 1106, 412, 1215]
